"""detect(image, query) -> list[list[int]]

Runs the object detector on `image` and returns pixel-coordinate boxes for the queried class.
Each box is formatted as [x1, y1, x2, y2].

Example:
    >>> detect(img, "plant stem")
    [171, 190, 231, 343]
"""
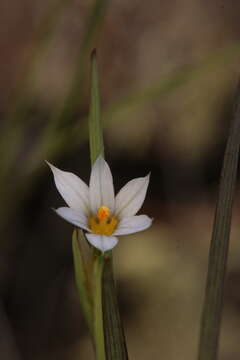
[89, 49, 104, 164]
[89, 49, 128, 359]
[89, 49, 106, 359]
[102, 256, 129, 360]
[72, 229, 94, 336]
[93, 255, 105, 360]
[198, 81, 240, 360]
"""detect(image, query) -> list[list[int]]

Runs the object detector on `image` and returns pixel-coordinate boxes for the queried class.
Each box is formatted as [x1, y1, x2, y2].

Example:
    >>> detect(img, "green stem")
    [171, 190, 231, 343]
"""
[72, 229, 94, 336]
[198, 82, 240, 359]
[89, 49, 128, 359]
[89, 49, 106, 359]
[93, 255, 105, 360]
[102, 256, 129, 360]
[89, 49, 104, 164]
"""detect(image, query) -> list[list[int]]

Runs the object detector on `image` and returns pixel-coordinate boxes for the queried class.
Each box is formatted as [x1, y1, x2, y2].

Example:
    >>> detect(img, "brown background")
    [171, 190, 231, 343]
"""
[0, 0, 240, 359]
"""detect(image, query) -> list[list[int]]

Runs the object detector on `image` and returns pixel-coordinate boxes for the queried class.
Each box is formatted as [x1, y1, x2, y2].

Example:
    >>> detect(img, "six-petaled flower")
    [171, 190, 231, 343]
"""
[47, 156, 152, 252]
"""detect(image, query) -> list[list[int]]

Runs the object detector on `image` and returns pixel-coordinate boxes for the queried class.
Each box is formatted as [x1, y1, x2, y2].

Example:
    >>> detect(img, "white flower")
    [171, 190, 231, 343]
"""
[47, 156, 152, 252]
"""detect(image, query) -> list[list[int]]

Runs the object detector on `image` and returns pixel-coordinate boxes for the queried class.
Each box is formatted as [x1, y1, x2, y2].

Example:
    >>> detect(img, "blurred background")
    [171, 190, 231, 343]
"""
[1, 0, 240, 359]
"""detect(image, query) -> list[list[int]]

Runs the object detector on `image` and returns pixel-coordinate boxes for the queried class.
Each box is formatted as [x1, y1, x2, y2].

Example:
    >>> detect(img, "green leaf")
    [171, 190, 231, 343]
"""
[102, 256, 129, 360]
[198, 83, 240, 359]
[92, 254, 105, 360]
[89, 49, 104, 164]
[88, 48, 106, 360]
[72, 229, 93, 336]
[88, 50, 129, 360]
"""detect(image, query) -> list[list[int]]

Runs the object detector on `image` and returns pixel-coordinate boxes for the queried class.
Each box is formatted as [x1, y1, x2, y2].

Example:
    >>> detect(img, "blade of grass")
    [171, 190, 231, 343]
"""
[89, 48, 104, 164]
[198, 81, 240, 360]
[72, 229, 94, 335]
[92, 254, 105, 360]
[102, 256, 129, 360]
[89, 48, 106, 360]
[89, 50, 128, 359]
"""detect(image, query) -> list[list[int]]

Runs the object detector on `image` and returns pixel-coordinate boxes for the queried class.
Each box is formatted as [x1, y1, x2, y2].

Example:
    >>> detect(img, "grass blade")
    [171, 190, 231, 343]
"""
[102, 256, 129, 360]
[92, 255, 105, 360]
[72, 229, 93, 335]
[198, 81, 240, 360]
[89, 50, 128, 359]
[89, 49, 104, 163]
[88, 48, 106, 360]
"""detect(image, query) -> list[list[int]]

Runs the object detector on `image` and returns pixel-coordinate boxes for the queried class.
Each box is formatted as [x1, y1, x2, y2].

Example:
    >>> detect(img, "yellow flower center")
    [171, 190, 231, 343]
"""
[89, 206, 118, 236]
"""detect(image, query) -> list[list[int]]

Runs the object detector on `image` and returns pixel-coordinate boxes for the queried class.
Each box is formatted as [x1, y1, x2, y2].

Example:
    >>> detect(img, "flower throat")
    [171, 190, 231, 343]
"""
[89, 206, 118, 235]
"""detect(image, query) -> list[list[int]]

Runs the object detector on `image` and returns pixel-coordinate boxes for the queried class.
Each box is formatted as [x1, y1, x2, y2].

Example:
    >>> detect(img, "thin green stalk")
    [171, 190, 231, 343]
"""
[89, 49, 128, 360]
[198, 81, 240, 360]
[93, 255, 105, 360]
[72, 229, 94, 335]
[89, 49, 106, 360]
[89, 49, 104, 164]
[102, 256, 129, 360]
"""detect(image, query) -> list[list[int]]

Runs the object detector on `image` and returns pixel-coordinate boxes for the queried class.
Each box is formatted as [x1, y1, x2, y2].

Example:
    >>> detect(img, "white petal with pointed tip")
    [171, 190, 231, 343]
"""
[113, 215, 152, 235]
[115, 174, 150, 219]
[47, 162, 89, 215]
[89, 156, 115, 214]
[55, 207, 89, 231]
[86, 233, 118, 252]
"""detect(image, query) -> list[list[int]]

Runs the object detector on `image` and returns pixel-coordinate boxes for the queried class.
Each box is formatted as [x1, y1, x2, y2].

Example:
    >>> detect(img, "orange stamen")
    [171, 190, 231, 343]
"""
[97, 206, 110, 220]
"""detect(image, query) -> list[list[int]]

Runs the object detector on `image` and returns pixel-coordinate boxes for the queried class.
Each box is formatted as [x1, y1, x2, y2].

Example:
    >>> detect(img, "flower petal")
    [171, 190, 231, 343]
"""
[47, 161, 89, 215]
[85, 234, 118, 252]
[113, 215, 152, 235]
[55, 207, 89, 231]
[115, 174, 150, 219]
[89, 156, 115, 214]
